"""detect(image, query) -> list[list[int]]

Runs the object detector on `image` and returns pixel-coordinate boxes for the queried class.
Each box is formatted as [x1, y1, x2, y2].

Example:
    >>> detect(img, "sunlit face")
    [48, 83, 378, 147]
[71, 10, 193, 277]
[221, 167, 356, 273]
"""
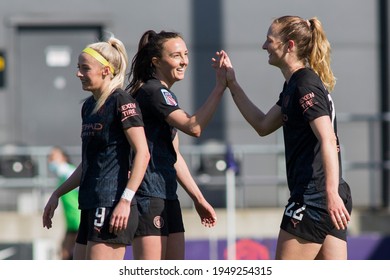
[76, 53, 109, 94]
[153, 37, 189, 88]
[262, 23, 287, 67]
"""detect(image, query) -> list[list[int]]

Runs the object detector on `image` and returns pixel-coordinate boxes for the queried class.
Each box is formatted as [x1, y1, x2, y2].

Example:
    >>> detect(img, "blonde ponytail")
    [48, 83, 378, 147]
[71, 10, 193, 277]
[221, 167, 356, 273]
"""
[85, 36, 128, 113]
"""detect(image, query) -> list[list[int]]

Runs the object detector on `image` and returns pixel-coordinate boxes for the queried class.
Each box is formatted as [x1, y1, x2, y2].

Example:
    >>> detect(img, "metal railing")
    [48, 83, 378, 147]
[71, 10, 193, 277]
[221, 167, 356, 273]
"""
[0, 113, 386, 210]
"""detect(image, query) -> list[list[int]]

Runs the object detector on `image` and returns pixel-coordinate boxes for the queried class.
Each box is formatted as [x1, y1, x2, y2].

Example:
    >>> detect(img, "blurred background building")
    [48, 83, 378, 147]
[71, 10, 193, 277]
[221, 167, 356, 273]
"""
[0, 0, 389, 259]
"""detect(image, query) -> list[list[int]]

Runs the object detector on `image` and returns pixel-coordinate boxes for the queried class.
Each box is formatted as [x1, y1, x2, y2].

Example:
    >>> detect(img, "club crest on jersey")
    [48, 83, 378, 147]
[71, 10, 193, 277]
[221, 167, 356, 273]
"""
[161, 89, 177, 106]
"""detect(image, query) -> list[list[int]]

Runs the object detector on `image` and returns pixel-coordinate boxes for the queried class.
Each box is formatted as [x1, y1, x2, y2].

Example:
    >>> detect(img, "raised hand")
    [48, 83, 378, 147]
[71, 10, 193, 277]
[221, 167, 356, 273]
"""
[212, 51, 227, 88]
[218, 50, 237, 88]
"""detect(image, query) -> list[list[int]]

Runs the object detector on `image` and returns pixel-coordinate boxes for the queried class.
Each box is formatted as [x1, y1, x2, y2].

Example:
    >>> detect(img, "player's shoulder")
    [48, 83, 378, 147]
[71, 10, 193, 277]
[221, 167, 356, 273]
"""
[111, 88, 137, 102]
[142, 78, 165, 93]
[294, 68, 321, 86]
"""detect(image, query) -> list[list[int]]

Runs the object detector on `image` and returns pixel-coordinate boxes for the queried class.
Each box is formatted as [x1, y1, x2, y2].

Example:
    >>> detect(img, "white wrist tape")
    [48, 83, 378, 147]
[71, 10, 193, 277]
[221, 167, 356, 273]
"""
[121, 188, 136, 202]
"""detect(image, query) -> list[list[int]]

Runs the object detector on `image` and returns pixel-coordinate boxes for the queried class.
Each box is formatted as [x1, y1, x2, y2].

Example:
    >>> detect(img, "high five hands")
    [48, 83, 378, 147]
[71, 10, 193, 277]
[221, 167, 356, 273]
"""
[212, 50, 236, 88]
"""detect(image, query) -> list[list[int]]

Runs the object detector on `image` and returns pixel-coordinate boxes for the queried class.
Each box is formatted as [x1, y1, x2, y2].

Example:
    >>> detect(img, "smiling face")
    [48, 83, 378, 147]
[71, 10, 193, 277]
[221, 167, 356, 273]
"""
[76, 52, 110, 96]
[262, 23, 287, 68]
[152, 37, 189, 88]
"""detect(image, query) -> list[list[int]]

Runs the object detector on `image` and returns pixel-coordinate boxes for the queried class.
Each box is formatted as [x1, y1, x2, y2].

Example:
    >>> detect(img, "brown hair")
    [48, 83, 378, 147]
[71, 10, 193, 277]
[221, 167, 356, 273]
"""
[126, 30, 182, 95]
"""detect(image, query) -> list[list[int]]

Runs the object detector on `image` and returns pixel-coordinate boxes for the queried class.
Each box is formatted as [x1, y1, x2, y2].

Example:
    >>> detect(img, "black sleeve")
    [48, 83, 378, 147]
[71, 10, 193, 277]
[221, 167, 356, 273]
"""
[147, 87, 181, 119]
[276, 91, 283, 107]
[296, 85, 330, 122]
[276, 82, 287, 107]
[116, 91, 144, 129]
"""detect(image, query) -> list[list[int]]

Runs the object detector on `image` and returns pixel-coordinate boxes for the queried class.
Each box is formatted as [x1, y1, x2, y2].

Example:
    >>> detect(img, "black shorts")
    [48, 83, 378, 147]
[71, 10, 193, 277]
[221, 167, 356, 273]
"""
[134, 196, 185, 237]
[280, 182, 352, 244]
[76, 204, 138, 246]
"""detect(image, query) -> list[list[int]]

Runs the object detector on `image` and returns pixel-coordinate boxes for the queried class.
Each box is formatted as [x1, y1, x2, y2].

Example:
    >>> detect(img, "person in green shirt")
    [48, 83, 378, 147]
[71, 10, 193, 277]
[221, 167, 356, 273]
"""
[48, 146, 80, 260]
